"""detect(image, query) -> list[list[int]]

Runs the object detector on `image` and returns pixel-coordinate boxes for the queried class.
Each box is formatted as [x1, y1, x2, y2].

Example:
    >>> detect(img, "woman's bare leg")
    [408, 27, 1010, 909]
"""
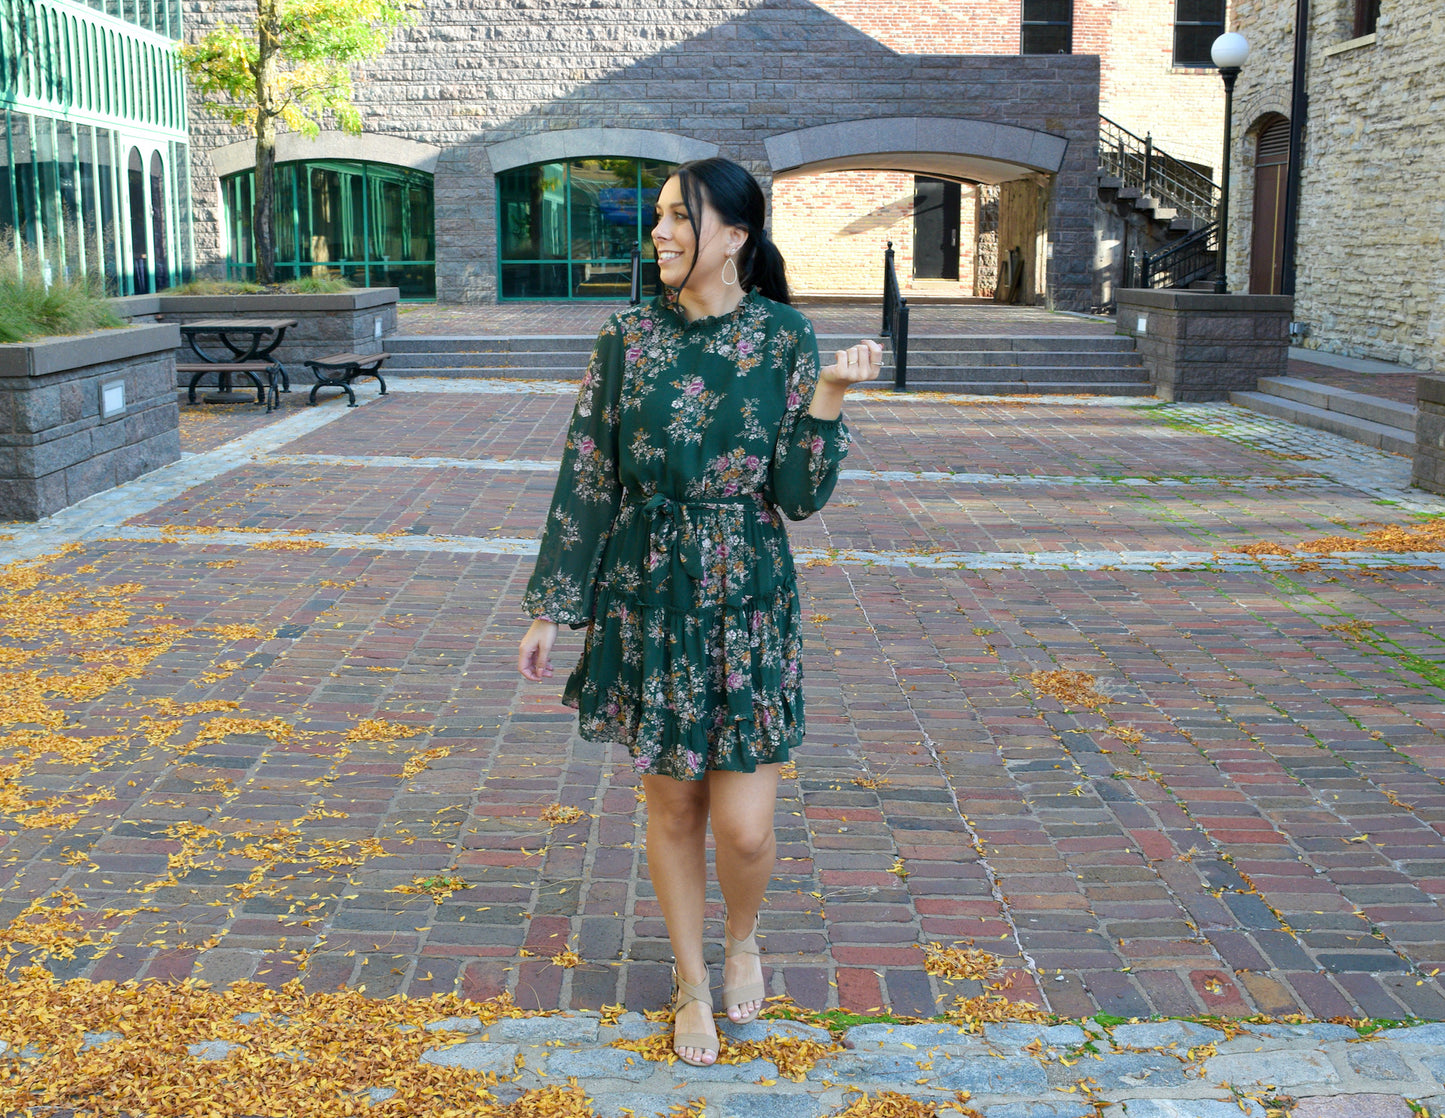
[641, 773, 715, 1064]
[706, 765, 780, 1022]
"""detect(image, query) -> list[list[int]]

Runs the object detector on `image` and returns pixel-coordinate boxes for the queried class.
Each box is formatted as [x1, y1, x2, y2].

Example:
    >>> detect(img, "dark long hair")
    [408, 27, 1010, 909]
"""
[671, 157, 791, 305]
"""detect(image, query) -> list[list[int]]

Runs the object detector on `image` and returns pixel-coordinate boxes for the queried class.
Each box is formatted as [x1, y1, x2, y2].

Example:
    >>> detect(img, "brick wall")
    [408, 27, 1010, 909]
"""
[810, 0, 1226, 173]
[1230, 1, 1443, 371]
[771, 171, 979, 296]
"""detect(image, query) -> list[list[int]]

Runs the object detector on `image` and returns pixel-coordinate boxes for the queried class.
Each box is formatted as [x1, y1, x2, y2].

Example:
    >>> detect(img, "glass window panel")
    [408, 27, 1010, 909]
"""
[96, 127, 118, 291]
[171, 140, 192, 282]
[35, 118, 60, 270]
[77, 125, 96, 276]
[1024, 0, 1072, 22]
[126, 147, 147, 293]
[407, 181, 432, 261]
[149, 150, 168, 288]
[344, 167, 364, 261]
[638, 159, 670, 261]
[569, 157, 634, 265]
[369, 173, 405, 262]
[308, 165, 342, 267]
[56, 122, 81, 280]
[498, 162, 567, 260]
[275, 163, 296, 263]
[0, 112, 14, 254]
[1022, 24, 1071, 53]
[11, 113, 38, 255]
[1177, 0, 1222, 23]
[1174, 25, 1217, 65]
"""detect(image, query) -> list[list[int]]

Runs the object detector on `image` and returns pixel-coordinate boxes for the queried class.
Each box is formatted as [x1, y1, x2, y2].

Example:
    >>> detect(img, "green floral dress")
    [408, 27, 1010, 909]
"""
[522, 289, 851, 781]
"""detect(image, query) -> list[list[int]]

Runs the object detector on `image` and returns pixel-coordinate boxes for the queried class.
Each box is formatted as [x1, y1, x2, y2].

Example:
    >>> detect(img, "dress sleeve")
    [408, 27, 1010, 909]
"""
[522, 322, 624, 627]
[767, 317, 851, 522]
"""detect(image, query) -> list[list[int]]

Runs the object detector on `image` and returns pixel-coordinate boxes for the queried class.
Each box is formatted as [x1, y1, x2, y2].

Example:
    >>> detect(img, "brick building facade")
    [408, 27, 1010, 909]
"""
[1227, 1, 1441, 372]
[184, 1, 1229, 306]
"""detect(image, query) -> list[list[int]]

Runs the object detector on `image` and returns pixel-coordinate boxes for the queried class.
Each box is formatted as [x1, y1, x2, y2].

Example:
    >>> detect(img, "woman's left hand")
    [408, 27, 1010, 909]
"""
[819, 340, 884, 388]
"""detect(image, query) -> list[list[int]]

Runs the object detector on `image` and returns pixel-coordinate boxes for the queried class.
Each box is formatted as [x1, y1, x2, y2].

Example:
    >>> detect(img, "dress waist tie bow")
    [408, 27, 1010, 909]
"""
[630, 490, 763, 724]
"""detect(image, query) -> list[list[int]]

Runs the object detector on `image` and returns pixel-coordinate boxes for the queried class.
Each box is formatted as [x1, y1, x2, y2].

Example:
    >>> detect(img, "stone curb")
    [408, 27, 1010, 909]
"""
[46, 1013, 1437, 1117]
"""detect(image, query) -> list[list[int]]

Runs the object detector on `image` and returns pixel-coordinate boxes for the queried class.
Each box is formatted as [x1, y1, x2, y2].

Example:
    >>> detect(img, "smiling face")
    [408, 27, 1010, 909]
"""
[652, 174, 746, 293]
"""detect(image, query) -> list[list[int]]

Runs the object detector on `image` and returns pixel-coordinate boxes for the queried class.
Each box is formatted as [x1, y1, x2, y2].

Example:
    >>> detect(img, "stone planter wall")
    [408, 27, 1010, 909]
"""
[0, 324, 181, 520]
[109, 289, 398, 385]
[1115, 290, 1294, 402]
[1413, 377, 1445, 495]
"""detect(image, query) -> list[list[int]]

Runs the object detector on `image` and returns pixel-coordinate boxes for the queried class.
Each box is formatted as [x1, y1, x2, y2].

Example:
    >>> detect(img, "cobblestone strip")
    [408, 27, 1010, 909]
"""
[382, 1014, 1445, 1118]
[261, 451, 1337, 492]
[76, 525, 1445, 574]
[1155, 403, 1443, 512]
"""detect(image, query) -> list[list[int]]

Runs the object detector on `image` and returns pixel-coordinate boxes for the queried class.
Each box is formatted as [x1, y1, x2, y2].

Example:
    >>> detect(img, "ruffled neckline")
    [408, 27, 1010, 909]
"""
[653, 288, 756, 330]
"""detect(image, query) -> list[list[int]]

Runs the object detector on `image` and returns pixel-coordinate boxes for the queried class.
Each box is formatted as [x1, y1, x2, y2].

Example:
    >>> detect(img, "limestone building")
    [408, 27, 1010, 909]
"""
[181, 0, 1230, 308]
[1227, 1, 1441, 372]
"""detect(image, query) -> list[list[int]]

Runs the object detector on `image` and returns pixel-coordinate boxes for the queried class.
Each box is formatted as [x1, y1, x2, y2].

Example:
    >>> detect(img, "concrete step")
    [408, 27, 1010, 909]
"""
[1255, 376, 1417, 430]
[1230, 391, 1414, 455]
[384, 350, 592, 369]
[844, 335, 1138, 353]
[384, 365, 581, 380]
[892, 380, 1155, 397]
[385, 335, 596, 354]
[887, 365, 1149, 385]
[892, 350, 1143, 369]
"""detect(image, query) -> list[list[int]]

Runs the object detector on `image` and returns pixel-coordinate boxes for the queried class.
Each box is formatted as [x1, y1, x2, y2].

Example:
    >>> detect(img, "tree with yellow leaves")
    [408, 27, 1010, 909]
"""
[178, 0, 419, 283]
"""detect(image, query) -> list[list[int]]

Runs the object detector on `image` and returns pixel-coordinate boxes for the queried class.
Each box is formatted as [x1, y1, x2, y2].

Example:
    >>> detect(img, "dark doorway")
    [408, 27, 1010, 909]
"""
[913, 177, 960, 281]
[149, 150, 169, 291]
[127, 148, 149, 294]
[1249, 116, 1289, 295]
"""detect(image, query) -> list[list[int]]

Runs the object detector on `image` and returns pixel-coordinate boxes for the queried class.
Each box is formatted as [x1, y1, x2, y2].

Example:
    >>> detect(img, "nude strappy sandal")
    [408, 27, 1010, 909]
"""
[670, 967, 718, 1067]
[723, 915, 766, 1025]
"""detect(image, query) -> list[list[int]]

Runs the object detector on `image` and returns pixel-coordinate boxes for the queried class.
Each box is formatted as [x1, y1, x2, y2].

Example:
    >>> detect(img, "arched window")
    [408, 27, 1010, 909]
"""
[496, 156, 676, 300]
[220, 159, 436, 298]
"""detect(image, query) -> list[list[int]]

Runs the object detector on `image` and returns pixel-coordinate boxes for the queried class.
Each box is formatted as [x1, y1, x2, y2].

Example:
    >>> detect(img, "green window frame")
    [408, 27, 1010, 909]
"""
[221, 158, 436, 299]
[495, 156, 675, 301]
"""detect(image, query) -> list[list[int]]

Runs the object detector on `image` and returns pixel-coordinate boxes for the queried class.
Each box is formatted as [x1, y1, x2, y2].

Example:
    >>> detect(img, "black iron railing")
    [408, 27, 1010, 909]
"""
[1099, 115, 1219, 228]
[882, 241, 910, 391]
[1128, 222, 1219, 290]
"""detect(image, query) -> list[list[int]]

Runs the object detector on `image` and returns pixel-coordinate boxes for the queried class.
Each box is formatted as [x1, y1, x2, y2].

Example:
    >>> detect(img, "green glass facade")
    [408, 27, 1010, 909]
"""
[497, 157, 674, 300]
[221, 159, 435, 299]
[1, 0, 193, 292]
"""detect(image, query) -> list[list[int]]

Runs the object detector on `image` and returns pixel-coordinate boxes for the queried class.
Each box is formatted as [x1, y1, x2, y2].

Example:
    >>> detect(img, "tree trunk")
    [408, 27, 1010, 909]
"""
[252, 0, 281, 284]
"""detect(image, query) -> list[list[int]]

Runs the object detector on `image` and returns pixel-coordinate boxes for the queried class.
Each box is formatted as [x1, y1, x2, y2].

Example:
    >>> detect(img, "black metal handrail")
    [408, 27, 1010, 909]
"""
[881, 241, 909, 391]
[1128, 222, 1219, 290]
[1099, 115, 1219, 228]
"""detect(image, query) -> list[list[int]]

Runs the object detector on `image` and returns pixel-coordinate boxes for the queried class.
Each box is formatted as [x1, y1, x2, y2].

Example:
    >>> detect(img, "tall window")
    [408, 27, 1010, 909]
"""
[497, 157, 676, 300]
[1021, 0, 1071, 54]
[1174, 0, 1226, 66]
[1353, 0, 1380, 37]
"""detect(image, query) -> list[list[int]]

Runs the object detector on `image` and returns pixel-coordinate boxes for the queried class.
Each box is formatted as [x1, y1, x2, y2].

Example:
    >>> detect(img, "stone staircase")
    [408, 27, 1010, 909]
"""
[863, 334, 1151, 396]
[1230, 376, 1416, 455]
[383, 333, 1153, 397]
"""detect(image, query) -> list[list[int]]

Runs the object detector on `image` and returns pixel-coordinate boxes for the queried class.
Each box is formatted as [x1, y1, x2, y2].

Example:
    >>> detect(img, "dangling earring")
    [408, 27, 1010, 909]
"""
[721, 254, 739, 287]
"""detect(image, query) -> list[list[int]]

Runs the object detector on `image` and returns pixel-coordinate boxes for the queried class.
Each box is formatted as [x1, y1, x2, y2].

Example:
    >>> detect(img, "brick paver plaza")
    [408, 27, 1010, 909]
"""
[4, 315, 1445, 1047]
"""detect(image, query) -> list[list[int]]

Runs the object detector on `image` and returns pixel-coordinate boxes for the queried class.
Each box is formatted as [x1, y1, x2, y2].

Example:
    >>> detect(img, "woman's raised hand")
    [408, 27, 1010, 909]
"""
[820, 339, 884, 388]
[518, 618, 559, 682]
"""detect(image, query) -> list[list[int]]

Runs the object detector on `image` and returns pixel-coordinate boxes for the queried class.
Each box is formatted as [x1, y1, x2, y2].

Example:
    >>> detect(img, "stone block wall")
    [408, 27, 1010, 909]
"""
[1413, 378, 1445, 496]
[1116, 289, 1292, 401]
[1231, 2, 1443, 372]
[0, 325, 181, 521]
[149, 290, 399, 383]
[181, 0, 1102, 310]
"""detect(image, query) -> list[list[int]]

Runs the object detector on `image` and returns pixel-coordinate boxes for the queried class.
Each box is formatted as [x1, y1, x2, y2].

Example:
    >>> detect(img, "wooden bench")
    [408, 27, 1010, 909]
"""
[177, 361, 282, 412]
[303, 352, 389, 407]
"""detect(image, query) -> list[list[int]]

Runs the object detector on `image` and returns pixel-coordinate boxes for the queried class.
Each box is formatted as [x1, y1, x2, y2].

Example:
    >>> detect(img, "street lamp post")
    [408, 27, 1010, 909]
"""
[1211, 31, 1250, 294]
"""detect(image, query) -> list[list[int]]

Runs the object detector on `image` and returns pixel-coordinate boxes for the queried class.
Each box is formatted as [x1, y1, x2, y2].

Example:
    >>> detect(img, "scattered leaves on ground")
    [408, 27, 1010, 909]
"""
[1029, 669, 1110, 710]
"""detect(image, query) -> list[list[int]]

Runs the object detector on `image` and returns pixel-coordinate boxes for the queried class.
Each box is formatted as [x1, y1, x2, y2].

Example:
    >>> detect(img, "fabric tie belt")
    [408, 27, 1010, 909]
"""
[625, 489, 763, 723]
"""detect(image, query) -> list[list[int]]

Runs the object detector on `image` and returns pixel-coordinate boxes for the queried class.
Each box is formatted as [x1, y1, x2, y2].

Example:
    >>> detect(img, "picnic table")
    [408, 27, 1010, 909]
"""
[178, 318, 297, 406]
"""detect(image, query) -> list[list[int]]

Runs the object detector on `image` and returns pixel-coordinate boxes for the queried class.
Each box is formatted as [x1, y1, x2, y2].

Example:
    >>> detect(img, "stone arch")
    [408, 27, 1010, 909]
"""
[486, 128, 718, 175]
[764, 117, 1068, 183]
[208, 131, 442, 177]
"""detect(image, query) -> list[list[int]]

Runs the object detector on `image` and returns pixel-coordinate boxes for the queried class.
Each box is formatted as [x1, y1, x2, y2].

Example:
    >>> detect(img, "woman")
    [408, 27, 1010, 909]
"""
[517, 156, 881, 1066]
